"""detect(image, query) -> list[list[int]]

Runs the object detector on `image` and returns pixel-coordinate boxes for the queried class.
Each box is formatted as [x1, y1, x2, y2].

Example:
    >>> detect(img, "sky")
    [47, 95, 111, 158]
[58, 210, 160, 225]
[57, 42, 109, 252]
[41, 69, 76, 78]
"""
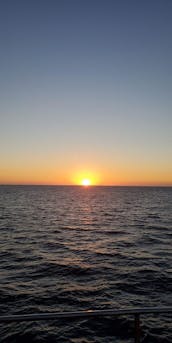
[0, 0, 172, 186]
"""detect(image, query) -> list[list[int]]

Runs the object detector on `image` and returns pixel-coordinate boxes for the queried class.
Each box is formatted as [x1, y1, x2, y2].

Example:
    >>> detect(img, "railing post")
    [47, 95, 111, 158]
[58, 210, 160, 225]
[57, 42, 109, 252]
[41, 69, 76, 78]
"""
[134, 314, 141, 343]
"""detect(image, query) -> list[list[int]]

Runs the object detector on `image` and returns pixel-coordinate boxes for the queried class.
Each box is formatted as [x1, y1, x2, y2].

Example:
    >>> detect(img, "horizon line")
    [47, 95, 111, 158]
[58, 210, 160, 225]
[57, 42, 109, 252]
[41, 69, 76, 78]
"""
[0, 184, 172, 187]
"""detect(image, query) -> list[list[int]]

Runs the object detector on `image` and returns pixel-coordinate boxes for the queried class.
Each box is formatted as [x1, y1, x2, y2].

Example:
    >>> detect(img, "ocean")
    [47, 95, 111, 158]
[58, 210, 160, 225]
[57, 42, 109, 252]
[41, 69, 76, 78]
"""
[0, 185, 172, 342]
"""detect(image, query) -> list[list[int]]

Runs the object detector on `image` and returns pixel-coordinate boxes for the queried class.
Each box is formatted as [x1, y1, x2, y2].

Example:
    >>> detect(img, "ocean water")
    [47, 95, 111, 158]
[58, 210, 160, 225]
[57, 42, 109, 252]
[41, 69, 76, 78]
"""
[0, 185, 172, 342]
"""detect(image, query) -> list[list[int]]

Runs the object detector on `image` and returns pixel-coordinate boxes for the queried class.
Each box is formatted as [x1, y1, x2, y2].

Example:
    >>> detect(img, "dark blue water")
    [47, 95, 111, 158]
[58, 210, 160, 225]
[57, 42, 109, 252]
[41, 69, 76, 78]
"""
[0, 186, 172, 342]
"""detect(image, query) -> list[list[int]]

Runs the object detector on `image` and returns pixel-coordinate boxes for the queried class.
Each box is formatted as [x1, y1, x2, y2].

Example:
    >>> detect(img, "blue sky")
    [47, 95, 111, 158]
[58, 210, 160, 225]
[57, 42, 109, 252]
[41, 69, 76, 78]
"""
[0, 0, 172, 185]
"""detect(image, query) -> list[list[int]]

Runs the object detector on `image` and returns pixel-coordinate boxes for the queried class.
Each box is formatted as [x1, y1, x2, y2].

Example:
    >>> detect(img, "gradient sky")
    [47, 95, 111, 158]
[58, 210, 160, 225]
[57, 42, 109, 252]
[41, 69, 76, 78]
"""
[0, 0, 172, 185]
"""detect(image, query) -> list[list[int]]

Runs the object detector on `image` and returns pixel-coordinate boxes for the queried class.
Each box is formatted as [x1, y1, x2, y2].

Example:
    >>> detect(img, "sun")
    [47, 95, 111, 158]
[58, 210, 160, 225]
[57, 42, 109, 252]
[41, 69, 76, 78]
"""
[72, 170, 100, 186]
[81, 178, 91, 186]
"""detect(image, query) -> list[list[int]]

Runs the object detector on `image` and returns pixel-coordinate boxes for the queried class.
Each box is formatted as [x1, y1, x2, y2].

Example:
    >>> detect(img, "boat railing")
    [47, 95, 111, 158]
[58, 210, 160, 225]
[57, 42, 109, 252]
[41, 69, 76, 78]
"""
[0, 306, 172, 343]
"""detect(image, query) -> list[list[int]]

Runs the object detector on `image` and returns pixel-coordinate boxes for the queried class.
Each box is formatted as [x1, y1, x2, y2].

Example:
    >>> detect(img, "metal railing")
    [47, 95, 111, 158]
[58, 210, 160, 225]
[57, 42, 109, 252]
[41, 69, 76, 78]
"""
[0, 306, 172, 343]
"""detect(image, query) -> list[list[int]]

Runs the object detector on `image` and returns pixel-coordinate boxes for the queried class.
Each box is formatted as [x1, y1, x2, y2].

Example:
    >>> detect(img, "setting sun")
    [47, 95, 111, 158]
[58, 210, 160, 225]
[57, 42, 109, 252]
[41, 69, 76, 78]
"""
[81, 179, 91, 186]
[71, 169, 101, 186]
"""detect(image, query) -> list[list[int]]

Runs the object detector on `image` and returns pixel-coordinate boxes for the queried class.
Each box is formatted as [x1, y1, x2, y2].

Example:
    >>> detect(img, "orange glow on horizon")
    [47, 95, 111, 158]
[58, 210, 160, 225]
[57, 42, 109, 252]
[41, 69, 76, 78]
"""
[0, 161, 172, 186]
